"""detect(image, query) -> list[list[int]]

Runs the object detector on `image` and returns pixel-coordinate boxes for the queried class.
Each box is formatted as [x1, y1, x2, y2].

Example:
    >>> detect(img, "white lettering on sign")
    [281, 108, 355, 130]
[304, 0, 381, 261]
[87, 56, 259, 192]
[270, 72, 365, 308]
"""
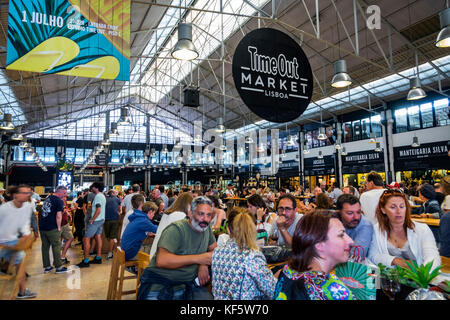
[23, 11, 64, 28]
[239, 46, 309, 100]
[399, 145, 447, 157]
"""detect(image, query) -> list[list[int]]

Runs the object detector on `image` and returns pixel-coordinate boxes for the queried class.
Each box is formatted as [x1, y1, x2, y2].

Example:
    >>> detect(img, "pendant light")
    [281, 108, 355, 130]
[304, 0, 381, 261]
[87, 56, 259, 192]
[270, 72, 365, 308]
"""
[172, 23, 198, 61]
[374, 142, 382, 152]
[318, 151, 323, 159]
[411, 136, 420, 148]
[117, 107, 131, 125]
[286, 135, 296, 147]
[19, 137, 28, 148]
[303, 142, 310, 154]
[110, 122, 119, 137]
[407, 77, 426, 100]
[331, 60, 352, 88]
[12, 127, 24, 141]
[436, 7, 450, 47]
[341, 147, 347, 156]
[215, 117, 225, 133]
[0, 113, 14, 131]
[369, 132, 376, 143]
[245, 136, 254, 144]
[317, 127, 327, 140]
[102, 132, 111, 146]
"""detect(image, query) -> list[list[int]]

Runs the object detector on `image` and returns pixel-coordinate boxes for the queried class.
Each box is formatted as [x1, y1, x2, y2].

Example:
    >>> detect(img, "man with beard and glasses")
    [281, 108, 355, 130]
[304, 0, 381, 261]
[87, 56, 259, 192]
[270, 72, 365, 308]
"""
[336, 194, 373, 261]
[137, 196, 217, 300]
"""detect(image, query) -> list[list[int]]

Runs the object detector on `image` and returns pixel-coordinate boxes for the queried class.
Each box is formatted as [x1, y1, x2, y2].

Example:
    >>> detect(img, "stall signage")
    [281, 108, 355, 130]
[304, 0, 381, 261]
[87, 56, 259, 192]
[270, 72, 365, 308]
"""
[304, 155, 335, 175]
[279, 160, 298, 170]
[396, 143, 448, 159]
[394, 141, 449, 171]
[343, 150, 384, 165]
[232, 28, 313, 123]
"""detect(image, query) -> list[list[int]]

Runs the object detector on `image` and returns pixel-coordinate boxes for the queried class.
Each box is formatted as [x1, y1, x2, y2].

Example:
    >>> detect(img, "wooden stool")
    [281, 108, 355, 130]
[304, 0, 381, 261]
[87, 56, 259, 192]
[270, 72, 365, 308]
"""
[136, 251, 150, 299]
[106, 247, 138, 300]
[0, 235, 34, 299]
[441, 256, 450, 274]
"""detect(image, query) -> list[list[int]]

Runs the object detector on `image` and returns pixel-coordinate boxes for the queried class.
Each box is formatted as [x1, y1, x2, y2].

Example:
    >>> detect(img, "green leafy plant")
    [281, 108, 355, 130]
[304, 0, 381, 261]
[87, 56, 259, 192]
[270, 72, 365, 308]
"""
[377, 263, 417, 288]
[402, 261, 442, 289]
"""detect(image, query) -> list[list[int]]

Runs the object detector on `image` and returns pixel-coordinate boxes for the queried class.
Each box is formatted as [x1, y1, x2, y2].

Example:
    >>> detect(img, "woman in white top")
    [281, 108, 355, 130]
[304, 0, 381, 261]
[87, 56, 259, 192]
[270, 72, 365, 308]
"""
[368, 189, 441, 270]
[148, 192, 193, 260]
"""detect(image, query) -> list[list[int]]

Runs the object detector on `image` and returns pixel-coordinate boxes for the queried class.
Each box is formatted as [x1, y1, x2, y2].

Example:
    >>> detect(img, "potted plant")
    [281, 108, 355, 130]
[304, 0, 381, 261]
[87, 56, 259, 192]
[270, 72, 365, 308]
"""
[402, 261, 446, 300]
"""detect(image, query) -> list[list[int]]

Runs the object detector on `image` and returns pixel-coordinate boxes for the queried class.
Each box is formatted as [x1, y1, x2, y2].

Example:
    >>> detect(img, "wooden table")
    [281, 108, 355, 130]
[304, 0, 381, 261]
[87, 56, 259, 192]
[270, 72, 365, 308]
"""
[226, 197, 248, 206]
[412, 217, 440, 227]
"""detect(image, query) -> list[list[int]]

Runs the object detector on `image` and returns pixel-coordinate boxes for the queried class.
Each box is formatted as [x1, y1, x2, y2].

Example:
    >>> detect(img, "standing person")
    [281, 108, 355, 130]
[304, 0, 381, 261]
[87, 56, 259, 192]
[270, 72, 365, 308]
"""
[335, 194, 373, 261]
[159, 185, 169, 210]
[359, 171, 386, 225]
[138, 196, 217, 300]
[60, 199, 74, 264]
[149, 192, 193, 260]
[120, 184, 141, 239]
[269, 194, 303, 247]
[38, 186, 69, 274]
[0, 188, 5, 204]
[104, 189, 121, 260]
[273, 211, 354, 300]
[369, 189, 441, 269]
[73, 191, 86, 245]
[0, 185, 37, 298]
[212, 208, 277, 300]
[77, 182, 106, 268]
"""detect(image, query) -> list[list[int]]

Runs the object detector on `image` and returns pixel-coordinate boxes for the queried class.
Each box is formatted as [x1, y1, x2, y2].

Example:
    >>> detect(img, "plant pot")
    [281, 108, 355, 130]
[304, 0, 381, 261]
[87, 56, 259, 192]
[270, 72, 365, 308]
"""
[406, 287, 447, 300]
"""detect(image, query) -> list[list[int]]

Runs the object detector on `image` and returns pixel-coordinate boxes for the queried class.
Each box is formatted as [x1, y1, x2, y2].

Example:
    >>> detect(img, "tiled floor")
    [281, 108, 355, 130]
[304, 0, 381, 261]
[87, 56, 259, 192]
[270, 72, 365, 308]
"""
[4, 237, 137, 300]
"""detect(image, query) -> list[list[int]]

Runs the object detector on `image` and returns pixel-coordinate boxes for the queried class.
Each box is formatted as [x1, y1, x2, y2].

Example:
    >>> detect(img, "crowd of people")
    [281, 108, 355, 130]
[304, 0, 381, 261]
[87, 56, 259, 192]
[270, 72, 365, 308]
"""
[0, 171, 449, 300]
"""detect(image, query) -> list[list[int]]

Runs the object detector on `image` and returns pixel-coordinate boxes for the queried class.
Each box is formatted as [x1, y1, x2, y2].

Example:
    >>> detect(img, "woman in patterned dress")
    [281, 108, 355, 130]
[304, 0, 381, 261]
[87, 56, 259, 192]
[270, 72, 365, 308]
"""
[274, 210, 355, 300]
[212, 208, 277, 300]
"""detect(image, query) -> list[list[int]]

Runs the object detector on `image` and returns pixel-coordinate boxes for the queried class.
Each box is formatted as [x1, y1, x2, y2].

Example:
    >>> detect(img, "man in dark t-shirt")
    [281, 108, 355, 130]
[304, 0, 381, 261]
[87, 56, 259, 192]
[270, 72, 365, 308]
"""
[104, 189, 121, 259]
[38, 186, 69, 274]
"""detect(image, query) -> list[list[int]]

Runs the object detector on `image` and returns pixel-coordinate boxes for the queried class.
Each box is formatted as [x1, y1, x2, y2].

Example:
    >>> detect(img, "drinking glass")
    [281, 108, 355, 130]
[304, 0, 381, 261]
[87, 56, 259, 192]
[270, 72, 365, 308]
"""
[381, 277, 401, 300]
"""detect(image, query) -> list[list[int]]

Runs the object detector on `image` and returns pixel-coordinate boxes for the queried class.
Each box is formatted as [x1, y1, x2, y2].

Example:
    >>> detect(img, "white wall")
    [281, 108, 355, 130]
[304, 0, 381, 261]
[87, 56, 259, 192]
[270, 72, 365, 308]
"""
[392, 125, 450, 147]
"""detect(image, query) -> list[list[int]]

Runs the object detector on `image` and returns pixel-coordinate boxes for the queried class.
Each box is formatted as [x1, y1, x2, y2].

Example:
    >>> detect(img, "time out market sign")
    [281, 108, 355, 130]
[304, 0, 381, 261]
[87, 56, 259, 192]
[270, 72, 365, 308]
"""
[232, 28, 313, 123]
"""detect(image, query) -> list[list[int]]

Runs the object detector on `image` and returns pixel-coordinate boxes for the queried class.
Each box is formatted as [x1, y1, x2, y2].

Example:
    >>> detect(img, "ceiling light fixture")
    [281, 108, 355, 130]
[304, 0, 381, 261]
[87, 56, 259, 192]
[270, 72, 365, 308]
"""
[411, 136, 420, 148]
[436, 7, 450, 47]
[110, 122, 119, 137]
[117, 107, 131, 125]
[0, 113, 14, 131]
[407, 77, 426, 100]
[317, 127, 327, 140]
[172, 22, 198, 61]
[331, 60, 352, 88]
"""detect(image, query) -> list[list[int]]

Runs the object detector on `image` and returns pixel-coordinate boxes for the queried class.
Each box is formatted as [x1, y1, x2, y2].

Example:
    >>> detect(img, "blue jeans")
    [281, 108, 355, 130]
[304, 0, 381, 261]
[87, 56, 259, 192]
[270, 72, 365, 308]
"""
[0, 239, 25, 264]
[84, 220, 104, 238]
[145, 286, 212, 300]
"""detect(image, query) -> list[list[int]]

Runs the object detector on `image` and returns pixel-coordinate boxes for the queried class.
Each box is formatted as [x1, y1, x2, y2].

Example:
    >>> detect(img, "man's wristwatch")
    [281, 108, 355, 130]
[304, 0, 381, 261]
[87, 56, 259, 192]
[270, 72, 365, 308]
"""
[279, 228, 286, 232]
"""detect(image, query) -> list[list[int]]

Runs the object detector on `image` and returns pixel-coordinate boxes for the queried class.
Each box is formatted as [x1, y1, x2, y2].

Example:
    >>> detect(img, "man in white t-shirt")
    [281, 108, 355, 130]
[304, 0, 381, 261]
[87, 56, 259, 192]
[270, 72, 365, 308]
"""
[0, 185, 36, 299]
[359, 171, 386, 225]
[224, 184, 235, 198]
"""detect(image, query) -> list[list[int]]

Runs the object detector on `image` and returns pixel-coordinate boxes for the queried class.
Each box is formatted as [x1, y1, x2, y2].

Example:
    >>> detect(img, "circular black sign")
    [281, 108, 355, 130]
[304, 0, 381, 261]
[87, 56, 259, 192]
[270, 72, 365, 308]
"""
[232, 28, 313, 123]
